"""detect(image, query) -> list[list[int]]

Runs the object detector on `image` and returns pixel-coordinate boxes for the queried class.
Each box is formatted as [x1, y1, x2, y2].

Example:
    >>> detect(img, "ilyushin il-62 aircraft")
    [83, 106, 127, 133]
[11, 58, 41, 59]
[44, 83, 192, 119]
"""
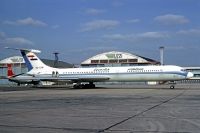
[6, 47, 193, 89]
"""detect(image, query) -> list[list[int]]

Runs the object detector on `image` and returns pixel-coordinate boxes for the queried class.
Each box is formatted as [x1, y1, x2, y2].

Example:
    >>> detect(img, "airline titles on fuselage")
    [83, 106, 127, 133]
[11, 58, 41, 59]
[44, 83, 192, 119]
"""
[93, 68, 110, 73]
[62, 68, 110, 75]
[127, 68, 163, 73]
[61, 67, 163, 75]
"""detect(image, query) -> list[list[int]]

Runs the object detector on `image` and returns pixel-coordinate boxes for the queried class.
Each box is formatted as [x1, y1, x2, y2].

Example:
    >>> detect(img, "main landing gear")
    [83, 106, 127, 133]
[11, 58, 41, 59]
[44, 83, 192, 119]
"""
[169, 81, 176, 89]
[73, 82, 96, 89]
[170, 85, 175, 89]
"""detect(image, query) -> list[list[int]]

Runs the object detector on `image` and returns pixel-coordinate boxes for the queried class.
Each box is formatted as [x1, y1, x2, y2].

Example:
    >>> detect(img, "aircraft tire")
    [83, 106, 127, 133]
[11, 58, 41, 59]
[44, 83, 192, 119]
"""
[170, 85, 175, 89]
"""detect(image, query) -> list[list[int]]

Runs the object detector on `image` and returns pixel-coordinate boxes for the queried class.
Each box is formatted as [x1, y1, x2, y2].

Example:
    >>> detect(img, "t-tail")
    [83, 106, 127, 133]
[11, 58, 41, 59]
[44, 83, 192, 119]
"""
[7, 64, 15, 78]
[5, 47, 51, 71]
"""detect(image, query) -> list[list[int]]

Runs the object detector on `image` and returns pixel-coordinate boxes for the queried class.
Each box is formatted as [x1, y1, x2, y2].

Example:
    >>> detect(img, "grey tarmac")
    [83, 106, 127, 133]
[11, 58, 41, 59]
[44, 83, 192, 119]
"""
[0, 84, 200, 133]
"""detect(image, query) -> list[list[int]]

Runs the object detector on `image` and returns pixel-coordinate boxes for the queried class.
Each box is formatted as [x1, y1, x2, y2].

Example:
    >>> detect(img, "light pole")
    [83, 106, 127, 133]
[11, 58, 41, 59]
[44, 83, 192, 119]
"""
[159, 46, 164, 65]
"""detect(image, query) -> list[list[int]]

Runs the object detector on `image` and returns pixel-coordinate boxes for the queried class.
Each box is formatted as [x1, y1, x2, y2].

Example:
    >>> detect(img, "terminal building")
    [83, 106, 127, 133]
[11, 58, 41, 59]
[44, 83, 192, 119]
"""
[81, 51, 160, 67]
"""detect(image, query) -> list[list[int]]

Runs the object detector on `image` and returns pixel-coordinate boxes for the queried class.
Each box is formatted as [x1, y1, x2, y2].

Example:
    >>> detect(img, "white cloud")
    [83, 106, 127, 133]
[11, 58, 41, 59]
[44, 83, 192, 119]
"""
[154, 14, 189, 25]
[85, 8, 105, 15]
[0, 32, 34, 46]
[3, 17, 47, 27]
[127, 19, 140, 23]
[3, 20, 16, 25]
[103, 34, 128, 40]
[103, 32, 169, 41]
[5, 37, 34, 45]
[81, 19, 120, 32]
[177, 29, 200, 35]
[137, 32, 168, 38]
[17, 17, 47, 26]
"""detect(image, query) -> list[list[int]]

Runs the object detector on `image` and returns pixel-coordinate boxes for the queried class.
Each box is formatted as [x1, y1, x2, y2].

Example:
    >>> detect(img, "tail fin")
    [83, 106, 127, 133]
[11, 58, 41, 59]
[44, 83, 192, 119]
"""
[20, 49, 51, 71]
[7, 64, 15, 78]
[5, 47, 50, 71]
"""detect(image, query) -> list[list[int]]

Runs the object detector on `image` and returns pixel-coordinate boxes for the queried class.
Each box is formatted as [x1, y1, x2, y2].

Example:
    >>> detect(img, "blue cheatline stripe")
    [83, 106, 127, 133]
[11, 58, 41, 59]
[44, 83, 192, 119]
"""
[34, 71, 188, 77]
[21, 51, 33, 71]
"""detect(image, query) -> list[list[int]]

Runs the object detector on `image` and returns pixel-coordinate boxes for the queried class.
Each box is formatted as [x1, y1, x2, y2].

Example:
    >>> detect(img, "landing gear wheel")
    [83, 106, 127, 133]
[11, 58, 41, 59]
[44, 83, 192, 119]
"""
[170, 85, 175, 89]
[73, 84, 79, 89]
[84, 83, 95, 88]
[73, 83, 96, 89]
[89, 82, 95, 88]
[73, 84, 84, 89]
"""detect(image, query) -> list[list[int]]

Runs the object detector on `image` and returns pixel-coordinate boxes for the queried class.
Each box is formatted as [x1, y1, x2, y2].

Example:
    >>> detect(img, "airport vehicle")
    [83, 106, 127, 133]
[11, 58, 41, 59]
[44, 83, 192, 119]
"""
[6, 64, 40, 86]
[6, 48, 193, 89]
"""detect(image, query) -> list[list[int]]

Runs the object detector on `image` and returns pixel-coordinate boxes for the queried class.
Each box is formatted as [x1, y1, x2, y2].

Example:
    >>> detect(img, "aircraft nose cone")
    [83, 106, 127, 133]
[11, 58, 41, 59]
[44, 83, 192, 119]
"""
[187, 72, 193, 79]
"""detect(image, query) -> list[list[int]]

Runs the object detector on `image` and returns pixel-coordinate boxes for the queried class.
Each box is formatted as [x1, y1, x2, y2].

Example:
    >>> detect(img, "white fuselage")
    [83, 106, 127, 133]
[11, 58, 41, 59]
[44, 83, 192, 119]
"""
[27, 65, 191, 82]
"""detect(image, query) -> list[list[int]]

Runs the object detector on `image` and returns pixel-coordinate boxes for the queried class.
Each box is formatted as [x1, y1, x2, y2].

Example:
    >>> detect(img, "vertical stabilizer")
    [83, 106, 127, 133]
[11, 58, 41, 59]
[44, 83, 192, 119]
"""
[20, 49, 50, 71]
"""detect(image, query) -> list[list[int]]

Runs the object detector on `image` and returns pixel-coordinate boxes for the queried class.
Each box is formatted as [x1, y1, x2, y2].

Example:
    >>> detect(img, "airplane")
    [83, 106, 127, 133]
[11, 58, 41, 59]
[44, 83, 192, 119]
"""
[6, 64, 40, 86]
[6, 47, 193, 89]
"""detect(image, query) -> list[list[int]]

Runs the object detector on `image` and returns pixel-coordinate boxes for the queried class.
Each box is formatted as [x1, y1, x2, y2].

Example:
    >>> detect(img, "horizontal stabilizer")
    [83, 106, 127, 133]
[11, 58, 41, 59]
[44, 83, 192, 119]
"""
[5, 47, 47, 71]
[5, 47, 41, 53]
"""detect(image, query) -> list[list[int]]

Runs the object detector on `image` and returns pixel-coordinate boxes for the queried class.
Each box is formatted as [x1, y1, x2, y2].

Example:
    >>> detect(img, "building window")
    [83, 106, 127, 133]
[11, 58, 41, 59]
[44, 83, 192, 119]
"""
[91, 60, 99, 64]
[119, 59, 127, 63]
[100, 60, 108, 63]
[109, 60, 118, 63]
[128, 59, 138, 63]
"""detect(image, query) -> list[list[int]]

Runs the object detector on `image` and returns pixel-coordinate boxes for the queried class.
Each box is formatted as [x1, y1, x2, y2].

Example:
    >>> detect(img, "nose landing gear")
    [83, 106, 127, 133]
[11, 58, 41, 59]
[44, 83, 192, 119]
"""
[170, 85, 175, 89]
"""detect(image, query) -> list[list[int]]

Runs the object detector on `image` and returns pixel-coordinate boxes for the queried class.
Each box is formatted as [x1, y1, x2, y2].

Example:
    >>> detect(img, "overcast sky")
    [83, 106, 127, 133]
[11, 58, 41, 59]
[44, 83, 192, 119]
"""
[1, 0, 200, 66]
